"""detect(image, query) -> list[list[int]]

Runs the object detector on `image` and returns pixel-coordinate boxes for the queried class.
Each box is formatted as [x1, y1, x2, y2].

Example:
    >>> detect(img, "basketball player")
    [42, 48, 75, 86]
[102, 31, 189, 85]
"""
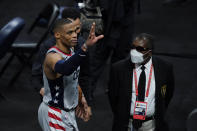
[38, 18, 104, 131]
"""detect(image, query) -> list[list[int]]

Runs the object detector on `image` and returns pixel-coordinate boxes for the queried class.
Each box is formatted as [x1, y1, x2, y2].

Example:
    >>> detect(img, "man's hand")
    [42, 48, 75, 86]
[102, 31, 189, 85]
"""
[76, 95, 92, 122]
[85, 22, 104, 47]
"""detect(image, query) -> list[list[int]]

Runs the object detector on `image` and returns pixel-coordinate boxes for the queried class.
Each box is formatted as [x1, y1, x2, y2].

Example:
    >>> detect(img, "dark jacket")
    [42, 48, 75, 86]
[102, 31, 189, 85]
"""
[108, 56, 174, 131]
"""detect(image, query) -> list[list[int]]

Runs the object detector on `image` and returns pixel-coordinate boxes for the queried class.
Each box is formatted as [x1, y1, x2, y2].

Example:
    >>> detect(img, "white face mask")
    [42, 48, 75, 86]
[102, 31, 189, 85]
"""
[130, 49, 149, 64]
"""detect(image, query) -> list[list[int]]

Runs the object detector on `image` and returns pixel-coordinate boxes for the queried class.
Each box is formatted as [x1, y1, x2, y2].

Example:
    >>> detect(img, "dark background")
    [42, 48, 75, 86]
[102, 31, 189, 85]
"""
[0, 0, 197, 130]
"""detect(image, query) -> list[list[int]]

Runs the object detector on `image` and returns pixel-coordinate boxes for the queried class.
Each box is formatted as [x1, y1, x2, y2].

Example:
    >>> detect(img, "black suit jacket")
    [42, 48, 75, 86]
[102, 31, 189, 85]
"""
[108, 56, 174, 131]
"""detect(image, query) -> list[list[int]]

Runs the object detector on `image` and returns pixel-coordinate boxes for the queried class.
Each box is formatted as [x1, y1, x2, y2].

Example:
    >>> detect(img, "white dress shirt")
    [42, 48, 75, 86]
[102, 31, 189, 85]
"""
[130, 58, 155, 117]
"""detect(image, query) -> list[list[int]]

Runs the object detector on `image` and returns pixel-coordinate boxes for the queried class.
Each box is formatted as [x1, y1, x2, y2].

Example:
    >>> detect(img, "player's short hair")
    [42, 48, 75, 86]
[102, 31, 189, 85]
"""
[52, 18, 72, 33]
[61, 7, 81, 20]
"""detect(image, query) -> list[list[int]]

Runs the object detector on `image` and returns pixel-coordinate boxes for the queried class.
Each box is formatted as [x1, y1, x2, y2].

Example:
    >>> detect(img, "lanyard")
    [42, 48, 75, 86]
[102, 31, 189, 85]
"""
[134, 64, 153, 98]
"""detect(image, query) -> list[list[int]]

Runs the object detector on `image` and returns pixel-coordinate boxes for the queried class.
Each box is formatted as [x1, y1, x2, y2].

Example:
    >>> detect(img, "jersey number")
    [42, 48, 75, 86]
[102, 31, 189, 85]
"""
[73, 70, 80, 80]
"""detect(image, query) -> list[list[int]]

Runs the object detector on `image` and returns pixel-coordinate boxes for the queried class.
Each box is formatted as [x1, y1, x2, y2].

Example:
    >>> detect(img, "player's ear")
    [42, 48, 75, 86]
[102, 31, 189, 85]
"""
[54, 32, 61, 39]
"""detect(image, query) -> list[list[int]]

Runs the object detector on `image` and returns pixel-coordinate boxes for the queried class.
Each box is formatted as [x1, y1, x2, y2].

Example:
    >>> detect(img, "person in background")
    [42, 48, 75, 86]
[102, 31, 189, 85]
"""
[84, 0, 136, 101]
[108, 33, 174, 131]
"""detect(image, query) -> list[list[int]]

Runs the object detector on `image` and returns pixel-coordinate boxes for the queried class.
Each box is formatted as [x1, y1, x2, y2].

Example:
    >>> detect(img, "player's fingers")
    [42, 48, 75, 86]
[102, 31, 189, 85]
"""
[89, 23, 94, 36]
[79, 111, 84, 118]
[84, 113, 90, 122]
[75, 107, 79, 114]
[82, 114, 89, 122]
[96, 35, 104, 40]
[88, 22, 95, 38]
[92, 22, 95, 35]
[76, 110, 80, 117]
[87, 107, 92, 116]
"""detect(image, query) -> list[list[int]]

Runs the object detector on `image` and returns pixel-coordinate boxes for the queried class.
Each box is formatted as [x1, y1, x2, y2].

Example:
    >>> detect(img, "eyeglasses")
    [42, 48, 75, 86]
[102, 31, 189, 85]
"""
[131, 45, 150, 52]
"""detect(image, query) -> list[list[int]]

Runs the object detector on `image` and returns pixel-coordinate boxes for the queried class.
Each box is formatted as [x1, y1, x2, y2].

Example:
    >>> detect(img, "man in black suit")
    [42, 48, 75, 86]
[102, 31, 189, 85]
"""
[108, 33, 174, 131]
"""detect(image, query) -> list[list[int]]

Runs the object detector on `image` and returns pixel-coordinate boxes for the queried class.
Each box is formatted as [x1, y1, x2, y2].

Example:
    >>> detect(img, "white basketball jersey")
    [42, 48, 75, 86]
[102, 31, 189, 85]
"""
[43, 46, 80, 110]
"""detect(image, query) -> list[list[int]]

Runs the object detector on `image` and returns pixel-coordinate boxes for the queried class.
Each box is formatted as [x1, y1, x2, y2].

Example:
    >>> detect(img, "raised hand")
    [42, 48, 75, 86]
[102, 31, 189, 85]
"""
[85, 22, 104, 47]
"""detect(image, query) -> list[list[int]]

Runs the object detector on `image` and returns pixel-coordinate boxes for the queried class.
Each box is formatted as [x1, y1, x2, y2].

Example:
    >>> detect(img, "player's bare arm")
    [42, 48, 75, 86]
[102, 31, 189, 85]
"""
[43, 52, 63, 80]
